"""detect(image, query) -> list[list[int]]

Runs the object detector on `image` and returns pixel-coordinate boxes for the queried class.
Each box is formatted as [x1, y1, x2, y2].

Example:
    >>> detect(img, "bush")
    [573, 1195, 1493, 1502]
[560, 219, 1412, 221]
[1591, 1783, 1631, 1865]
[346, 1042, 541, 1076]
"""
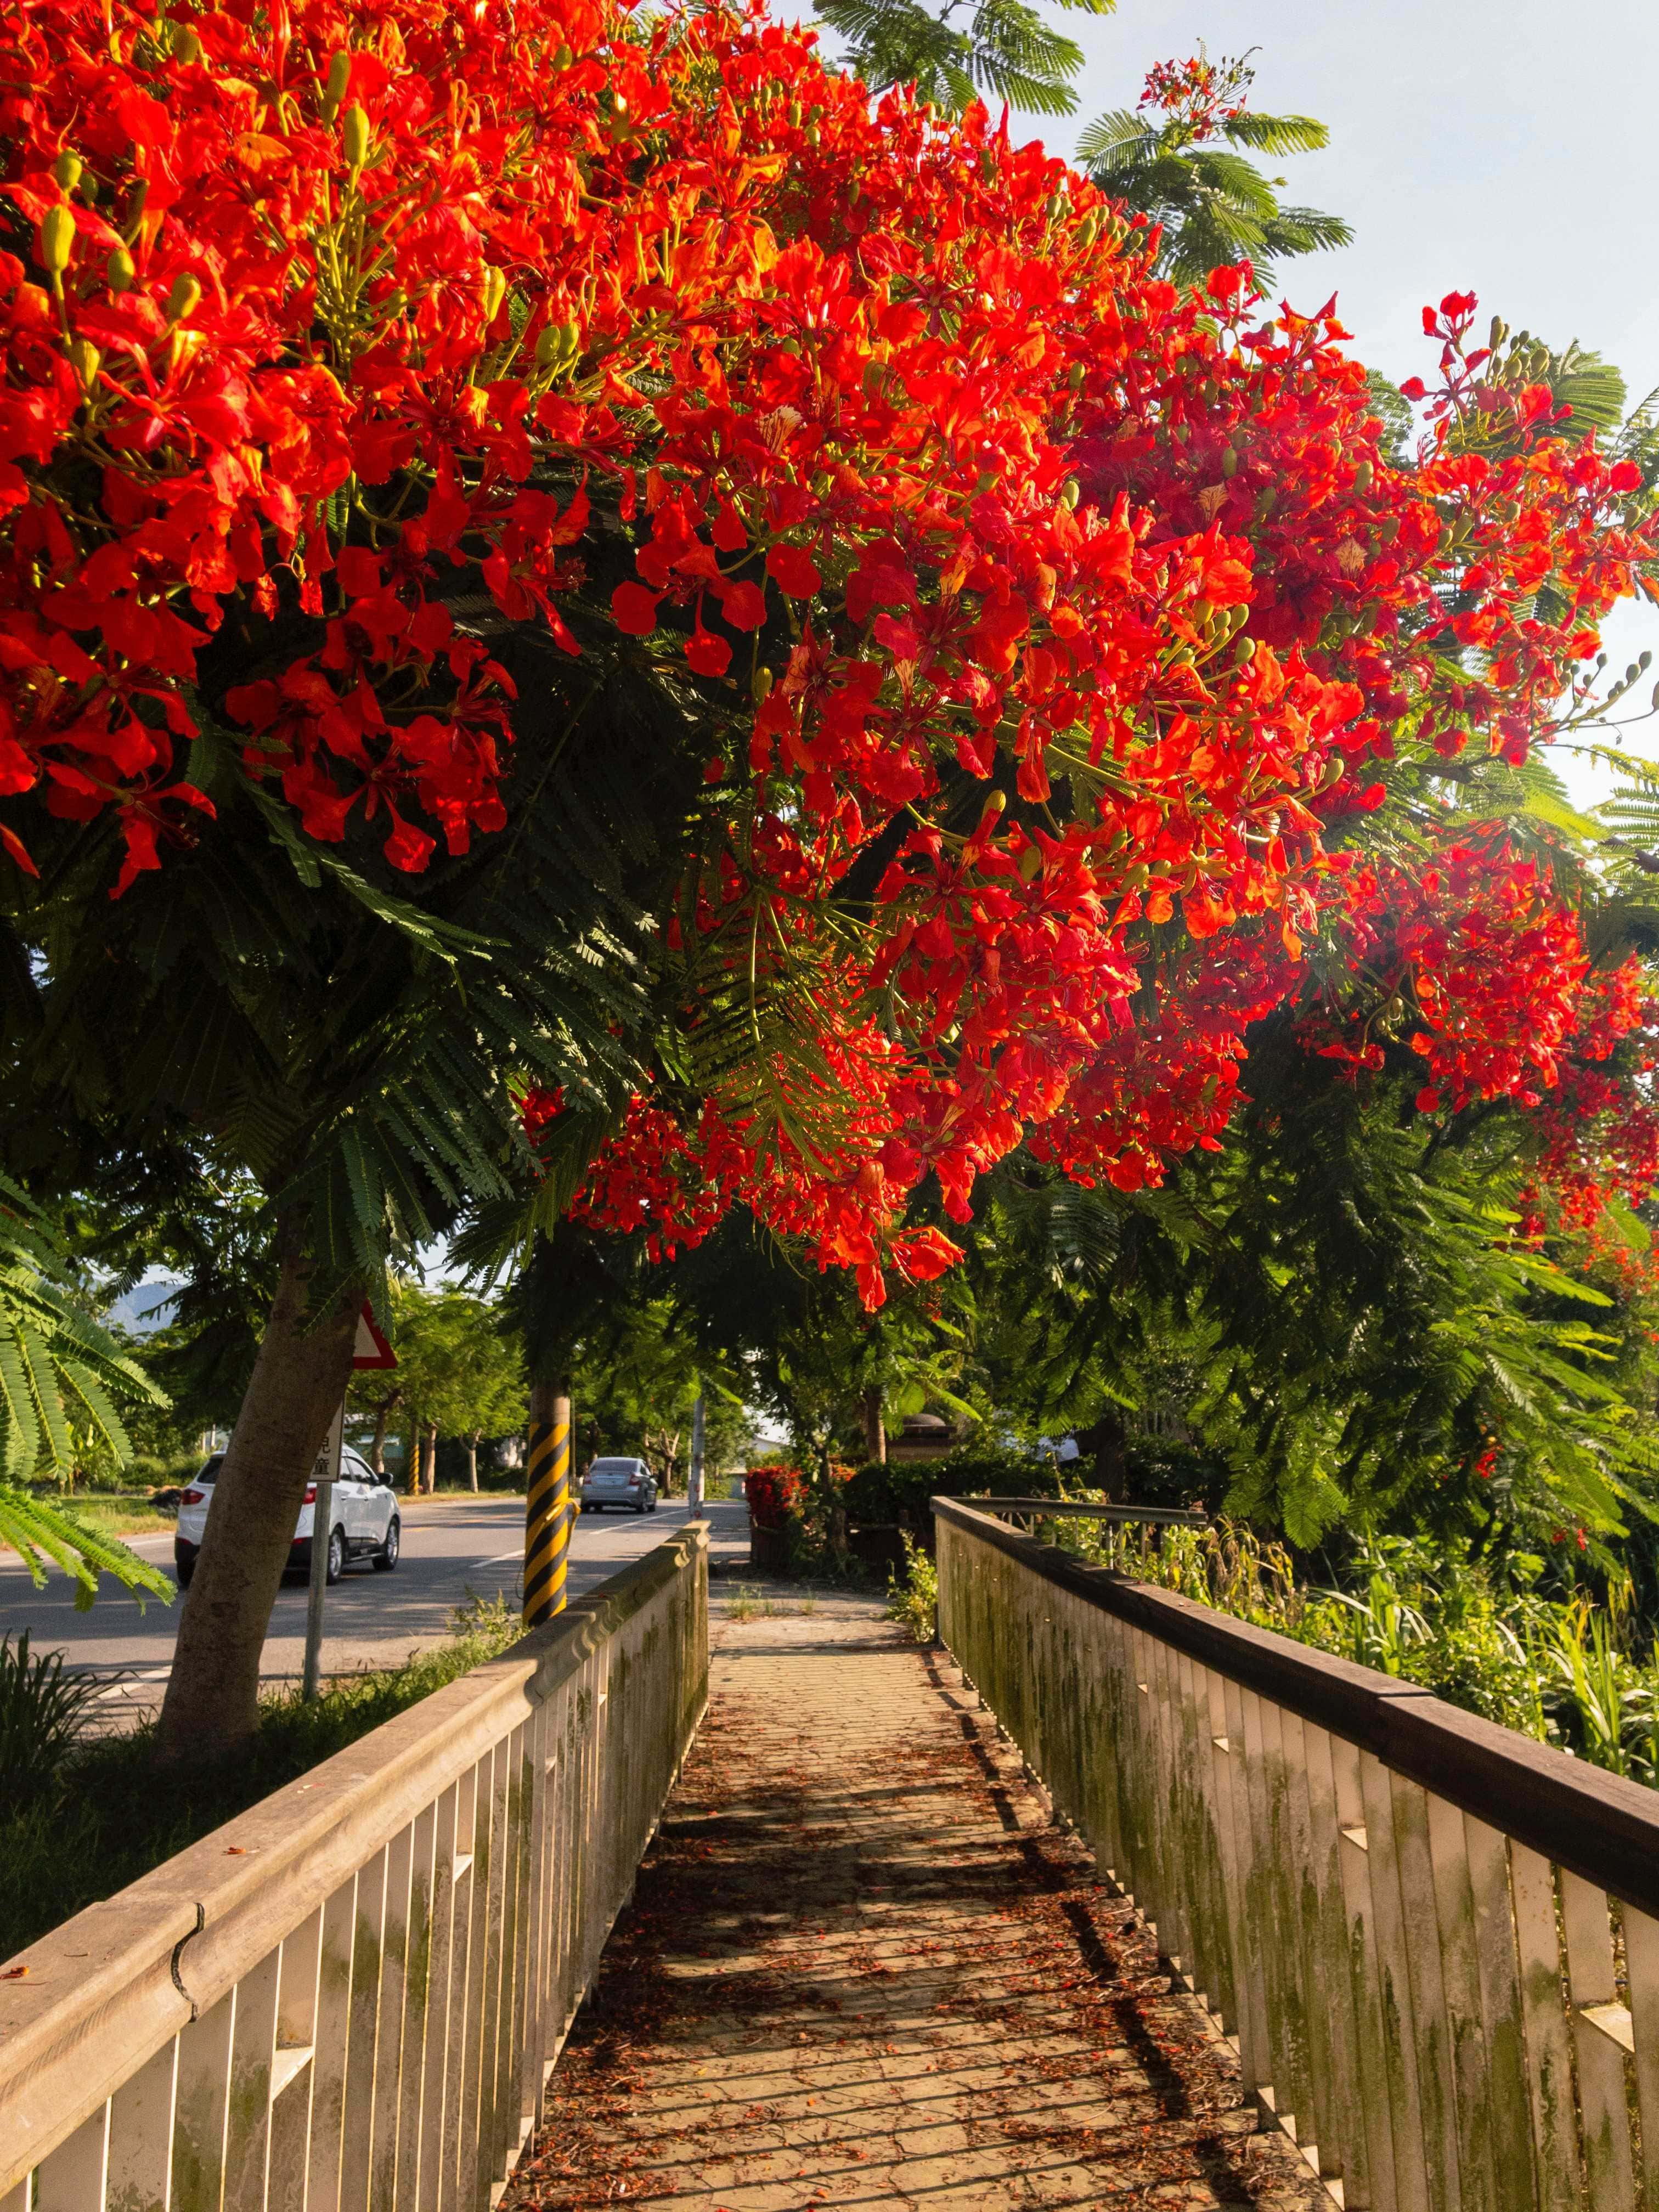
[845, 1449, 1076, 1529]
[0, 1634, 104, 1804]
[743, 1465, 803, 1532]
[885, 1536, 938, 1644]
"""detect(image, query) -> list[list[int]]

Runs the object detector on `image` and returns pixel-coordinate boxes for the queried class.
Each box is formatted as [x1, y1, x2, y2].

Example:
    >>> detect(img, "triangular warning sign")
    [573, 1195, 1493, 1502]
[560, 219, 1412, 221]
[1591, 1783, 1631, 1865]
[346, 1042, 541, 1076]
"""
[353, 1301, 397, 1369]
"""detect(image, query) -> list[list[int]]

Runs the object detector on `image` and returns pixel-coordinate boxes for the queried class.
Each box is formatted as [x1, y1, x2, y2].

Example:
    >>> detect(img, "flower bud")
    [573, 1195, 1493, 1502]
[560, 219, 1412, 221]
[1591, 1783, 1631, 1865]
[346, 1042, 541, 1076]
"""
[53, 151, 83, 194]
[1075, 212, 1098, 248]
[172, 23, 200, 62]
[1067, 362, 1085, 392]
[1233, 635, 1255, 667]
[166, 271, 202, 322]
[342, 104, 370, 168]
[106, 244, 136, 292]
[1060, 478, 1080, 509]
[1221, 445, 1239, 478]
[322, 48, 351, 115]
[1353, 458, 1374, 493]
[552, 42, 573, 69]
[481, 266, 506, 324]
[752, 665, 773, 703]
[69, 337, 100, 393]
[40, 204, 75, 276]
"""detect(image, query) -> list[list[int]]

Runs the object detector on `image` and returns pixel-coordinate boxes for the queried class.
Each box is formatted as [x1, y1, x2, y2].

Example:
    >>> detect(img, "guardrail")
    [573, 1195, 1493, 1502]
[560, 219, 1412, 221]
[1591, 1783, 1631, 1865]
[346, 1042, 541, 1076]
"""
[935, 1496, 1659, 2211]
[0, 1522, 708, 2212]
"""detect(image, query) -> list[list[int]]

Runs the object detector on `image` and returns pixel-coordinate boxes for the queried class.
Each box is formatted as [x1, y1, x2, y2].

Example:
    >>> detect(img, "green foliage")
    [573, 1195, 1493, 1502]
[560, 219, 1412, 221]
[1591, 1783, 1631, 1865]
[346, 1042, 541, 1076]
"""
[1080, 1519, 1659, 1783]
[0, 1592, 522, 1959]
[0, 1632, 106, 1804]
[0, 1176, 173, 1605]
[885, 1533, 938, 1643]
[1077, 52, 1351, 292]
[818, 0, 1113, 118]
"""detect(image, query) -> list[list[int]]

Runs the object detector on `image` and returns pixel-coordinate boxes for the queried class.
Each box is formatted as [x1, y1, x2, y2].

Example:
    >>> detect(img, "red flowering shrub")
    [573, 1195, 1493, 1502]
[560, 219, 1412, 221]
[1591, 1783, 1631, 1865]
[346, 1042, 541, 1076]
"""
[2, 0, 1652, 1299]
[742, 1464, 802, 1531]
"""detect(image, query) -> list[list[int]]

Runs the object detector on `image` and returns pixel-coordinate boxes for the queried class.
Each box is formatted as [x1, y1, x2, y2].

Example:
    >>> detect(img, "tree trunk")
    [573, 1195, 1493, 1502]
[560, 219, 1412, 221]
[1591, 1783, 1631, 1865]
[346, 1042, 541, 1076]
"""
[154, 1235, 358, 1765]
[466, 1432, 479, 1492]
[421, 1421, 438, 1493]
[369, 1395, 396, 1476]
[862, 1386, 887, 1465]
[1077, 1410, 1130, 1503]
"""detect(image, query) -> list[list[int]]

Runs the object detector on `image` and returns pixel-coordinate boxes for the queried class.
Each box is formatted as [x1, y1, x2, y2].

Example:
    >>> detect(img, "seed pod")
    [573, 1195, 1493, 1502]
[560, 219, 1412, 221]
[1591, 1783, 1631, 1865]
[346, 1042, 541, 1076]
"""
[69, 337, 100, 393]
[1353, 458, 1374, 493]
[342, 104, 370, 168]
[106, 244, 136, 292]
[321, 48, 351, 119]
[753, 665, 773, 704]
[166, 271, 202, 322]
[40, 204, 75, 276]
[1220, 444, 1238, 478]
[1060, 478, 1080, 509]
[53, 151, 83, 193]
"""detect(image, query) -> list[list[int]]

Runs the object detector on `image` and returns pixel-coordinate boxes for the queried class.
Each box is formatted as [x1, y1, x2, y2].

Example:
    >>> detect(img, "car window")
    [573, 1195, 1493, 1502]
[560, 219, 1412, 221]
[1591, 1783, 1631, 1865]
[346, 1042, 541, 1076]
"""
[195, 1453, 225, 1485]
[589, 1459, 639, 1475]
[341, 1449, 373, 1481]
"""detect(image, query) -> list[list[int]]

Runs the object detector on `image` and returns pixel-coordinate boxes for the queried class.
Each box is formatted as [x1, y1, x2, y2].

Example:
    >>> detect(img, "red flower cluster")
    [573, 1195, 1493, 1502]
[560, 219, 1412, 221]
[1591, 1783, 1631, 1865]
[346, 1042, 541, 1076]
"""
[3, 0, 1654, 1300]
[1138, 54, 1253, 143]
[742, 1464, 802, 1531]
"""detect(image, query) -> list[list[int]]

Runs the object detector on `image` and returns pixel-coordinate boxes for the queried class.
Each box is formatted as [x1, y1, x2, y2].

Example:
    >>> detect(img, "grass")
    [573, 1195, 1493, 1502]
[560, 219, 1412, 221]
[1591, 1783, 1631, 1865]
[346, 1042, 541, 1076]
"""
[0, 1593, 524, 1962]
[724, 1585, 777, 1622]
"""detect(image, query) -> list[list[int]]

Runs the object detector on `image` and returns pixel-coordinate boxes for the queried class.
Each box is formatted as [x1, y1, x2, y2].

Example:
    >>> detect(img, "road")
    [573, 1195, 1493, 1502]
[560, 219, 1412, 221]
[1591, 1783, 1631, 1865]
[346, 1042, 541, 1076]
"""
[0, 1493, 751, 1729]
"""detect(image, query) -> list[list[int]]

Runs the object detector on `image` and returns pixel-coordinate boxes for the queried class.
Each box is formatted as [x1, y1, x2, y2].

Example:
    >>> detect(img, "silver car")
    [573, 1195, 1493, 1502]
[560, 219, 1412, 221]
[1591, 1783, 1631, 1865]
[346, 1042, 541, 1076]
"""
[579, 1456, 659, 1514]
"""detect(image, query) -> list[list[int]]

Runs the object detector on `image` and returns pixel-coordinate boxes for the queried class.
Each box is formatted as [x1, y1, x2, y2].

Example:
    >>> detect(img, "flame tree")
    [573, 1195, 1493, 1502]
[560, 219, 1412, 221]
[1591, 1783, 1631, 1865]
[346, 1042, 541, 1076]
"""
[1, 0, 1654, 1752]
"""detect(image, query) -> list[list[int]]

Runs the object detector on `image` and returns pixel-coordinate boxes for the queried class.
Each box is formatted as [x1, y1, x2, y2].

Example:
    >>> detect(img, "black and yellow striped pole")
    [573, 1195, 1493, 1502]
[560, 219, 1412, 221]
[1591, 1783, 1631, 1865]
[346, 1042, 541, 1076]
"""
[524, 1379, 572, 1628]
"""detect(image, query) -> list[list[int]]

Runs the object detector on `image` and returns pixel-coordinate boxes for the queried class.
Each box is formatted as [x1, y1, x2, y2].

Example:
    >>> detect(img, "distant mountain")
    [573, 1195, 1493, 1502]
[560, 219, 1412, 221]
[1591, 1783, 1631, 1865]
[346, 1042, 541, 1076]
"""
[108, 1278, 183, 1336]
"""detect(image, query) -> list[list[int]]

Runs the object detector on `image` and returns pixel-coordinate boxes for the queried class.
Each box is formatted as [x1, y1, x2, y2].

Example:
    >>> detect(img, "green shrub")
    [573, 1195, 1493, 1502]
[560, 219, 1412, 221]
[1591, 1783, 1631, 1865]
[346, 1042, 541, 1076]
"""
[886, 1535, 938, 1644]
[0, 1633, 104, 1803]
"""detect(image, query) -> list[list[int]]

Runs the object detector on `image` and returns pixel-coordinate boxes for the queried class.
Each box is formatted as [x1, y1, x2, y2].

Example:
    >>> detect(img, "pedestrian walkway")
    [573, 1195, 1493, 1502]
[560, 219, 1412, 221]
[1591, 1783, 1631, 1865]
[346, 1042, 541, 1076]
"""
[508, 1588, 1327, 2210]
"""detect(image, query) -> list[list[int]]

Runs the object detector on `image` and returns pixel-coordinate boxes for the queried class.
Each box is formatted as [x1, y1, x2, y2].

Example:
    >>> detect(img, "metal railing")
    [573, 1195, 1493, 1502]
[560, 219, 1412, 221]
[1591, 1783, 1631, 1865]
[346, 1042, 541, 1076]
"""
[935, 1496, 1659, 2211]
[0, 1523, 708, 2212]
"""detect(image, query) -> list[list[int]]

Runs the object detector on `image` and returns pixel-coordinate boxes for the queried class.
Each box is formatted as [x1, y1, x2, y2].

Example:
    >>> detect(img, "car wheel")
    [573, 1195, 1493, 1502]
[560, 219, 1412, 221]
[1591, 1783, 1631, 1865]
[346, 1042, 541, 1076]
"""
[635, 1498, 648, 1513]
[372, 1515, 400, 1572]
[325, 1525, 347, 1585]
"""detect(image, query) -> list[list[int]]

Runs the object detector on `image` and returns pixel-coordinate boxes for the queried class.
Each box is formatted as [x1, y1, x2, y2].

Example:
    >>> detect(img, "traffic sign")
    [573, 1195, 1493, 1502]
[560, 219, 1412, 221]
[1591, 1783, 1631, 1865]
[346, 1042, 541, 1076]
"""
[354, 1302, 397, 1369]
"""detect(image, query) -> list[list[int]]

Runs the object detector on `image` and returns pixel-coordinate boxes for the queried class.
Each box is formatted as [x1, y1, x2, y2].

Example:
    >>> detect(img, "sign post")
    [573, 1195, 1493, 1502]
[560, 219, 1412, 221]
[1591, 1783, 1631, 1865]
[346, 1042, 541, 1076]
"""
[687, 1390, 706, 1521]
[302, 1302, 397, 1702]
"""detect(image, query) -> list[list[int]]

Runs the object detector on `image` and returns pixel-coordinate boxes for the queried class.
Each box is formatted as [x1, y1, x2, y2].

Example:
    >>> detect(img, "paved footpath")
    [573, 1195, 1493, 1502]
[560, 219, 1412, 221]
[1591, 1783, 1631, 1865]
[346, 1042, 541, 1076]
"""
[509, 1589, 1327, 2211]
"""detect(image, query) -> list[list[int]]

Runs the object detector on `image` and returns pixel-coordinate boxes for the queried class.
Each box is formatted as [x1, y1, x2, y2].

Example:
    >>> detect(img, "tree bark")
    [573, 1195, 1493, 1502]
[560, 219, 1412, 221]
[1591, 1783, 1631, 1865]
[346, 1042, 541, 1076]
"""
[154, 1235, 358, 1765]
[1077, 1410, 1130, 1503]
[862, 1386, 887, 1465]
[466, 1432, 479, 1492]
[369, 1393, 397, 1476]
[421, 1421, 438, 1493]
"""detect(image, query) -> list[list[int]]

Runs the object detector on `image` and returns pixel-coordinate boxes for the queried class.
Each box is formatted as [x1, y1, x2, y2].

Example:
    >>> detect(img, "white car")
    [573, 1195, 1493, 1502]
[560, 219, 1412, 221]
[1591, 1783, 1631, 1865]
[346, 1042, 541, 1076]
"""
[173, 1444, 400, 1588]
[579, 1456, 659, 1514]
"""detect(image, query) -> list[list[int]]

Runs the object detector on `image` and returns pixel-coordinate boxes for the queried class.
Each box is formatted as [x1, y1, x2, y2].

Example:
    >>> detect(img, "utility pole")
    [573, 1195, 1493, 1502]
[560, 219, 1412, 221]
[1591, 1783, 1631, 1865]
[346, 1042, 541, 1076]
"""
[687, 1389, 706, 1521]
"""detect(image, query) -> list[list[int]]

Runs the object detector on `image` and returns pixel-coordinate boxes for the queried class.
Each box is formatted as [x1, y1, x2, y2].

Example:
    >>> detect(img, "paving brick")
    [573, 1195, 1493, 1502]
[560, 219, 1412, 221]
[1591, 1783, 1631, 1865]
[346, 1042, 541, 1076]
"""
[506, 1591, 1329, 2211]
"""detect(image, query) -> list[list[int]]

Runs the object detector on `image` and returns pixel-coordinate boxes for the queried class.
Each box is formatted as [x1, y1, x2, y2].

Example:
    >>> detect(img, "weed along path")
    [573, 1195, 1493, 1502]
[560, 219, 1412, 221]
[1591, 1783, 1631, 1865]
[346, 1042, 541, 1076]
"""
[509, 1589, 1326, 2211]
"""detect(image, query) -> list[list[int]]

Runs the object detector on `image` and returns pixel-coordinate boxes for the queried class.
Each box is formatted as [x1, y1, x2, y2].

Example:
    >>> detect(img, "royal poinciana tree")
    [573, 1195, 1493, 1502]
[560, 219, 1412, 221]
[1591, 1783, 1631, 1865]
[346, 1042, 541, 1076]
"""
[2, 0, 1656, 1751]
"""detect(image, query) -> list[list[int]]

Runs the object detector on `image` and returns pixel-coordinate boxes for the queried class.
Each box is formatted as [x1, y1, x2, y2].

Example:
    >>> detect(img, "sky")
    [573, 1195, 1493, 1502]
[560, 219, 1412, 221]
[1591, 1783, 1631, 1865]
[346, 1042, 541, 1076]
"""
[991, 0, 1659, 806]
